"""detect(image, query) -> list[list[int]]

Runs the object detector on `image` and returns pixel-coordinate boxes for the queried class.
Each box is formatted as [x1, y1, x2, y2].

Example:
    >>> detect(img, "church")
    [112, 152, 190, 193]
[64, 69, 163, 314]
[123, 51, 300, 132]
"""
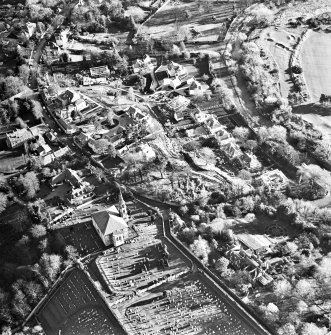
[91, 191, 129, 247]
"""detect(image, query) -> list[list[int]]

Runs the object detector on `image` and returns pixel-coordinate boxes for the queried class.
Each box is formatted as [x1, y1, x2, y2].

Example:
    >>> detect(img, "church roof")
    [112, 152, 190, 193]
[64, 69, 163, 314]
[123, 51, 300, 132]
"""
[92, 205, 127, 236]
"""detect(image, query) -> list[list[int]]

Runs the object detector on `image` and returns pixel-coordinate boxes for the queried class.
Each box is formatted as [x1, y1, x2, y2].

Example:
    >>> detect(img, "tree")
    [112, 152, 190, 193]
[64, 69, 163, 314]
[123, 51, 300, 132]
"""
[277, 323, 296, 335]
[0, 192, 7, 214]
[108, 143, 116, 158]
[30, 100, 43, 120]
[107, 109, 115, 126]
[18, 65, 30, 85]
[301, 323, 328, 335]
[172, 44, 181, 56]
[65, 245, 79, 261]
[232, 126, 250, 142]
[190, 236, 210, 265]
[39, 254, 62, 282]
[215, 256, 230, 273]
[23, 281, 43, 304]
[15, 117, 27, 129]
[30, 224, 47, 240]
[295, 279, 315, 301]
[0, 76, 30, 100]
[19, 171, 40, 199]
[273, 279, 292, 300]
[127, 87, 135, 101]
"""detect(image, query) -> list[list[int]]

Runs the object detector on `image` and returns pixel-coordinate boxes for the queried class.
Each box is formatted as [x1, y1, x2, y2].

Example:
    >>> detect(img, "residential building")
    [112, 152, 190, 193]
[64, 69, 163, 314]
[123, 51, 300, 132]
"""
[190, 109, 210, 123]
[162, 76, 182, 89]
[205, 116, 224, 134]
[174, 110, 185, 122]
[237, 233, 273, 253]
[154, 61, 187, 86]
[92, 193, 129, 247]
[74, 132, 91, 149]
[221, 141, 242, 159]
[87, 138, 109, 155]
[6, 128, 34, 149]
[125, 106, 148, 122]
[133, 54, 155, 75]
[187, 77, 203, 96]
[185, 126, 208, 137]
[74, 98, 87, 112]
[51, 168, 94, 204]
[241, 152, 262, 171]
[167, 96, 190, 113]
[36, 143, 52, 156]
[58, 118, 76, 134]
[255, 169, 289, 191]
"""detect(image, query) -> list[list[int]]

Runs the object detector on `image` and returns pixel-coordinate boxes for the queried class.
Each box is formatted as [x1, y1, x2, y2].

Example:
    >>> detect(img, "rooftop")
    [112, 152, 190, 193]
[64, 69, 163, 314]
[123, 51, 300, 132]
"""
[92, 205, 127, 235]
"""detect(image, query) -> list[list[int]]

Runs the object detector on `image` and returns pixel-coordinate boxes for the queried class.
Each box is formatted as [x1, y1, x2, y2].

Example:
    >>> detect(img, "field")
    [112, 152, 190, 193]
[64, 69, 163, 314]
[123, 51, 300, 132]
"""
[301, 31, 331, 101]
[37, 267, 125, 335]
[139, 0, 237, 51]
[57, 220, 105, 256]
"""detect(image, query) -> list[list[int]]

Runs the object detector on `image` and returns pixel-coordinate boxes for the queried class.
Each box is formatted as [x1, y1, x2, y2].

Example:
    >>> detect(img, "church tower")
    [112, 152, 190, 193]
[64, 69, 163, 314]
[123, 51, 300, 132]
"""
[118, 190, 129, 220]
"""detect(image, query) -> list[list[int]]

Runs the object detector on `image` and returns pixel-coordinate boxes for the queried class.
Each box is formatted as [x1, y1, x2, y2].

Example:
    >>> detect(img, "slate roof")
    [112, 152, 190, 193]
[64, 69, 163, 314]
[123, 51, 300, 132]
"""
[92, 205, 127, 235]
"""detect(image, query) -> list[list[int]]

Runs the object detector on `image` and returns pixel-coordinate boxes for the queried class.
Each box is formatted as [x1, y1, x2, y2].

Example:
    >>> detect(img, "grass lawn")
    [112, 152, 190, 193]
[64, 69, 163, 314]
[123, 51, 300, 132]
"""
[57, 220, 105, 256]
[301, 31, 331, 101]
[37, 268, 124, 335]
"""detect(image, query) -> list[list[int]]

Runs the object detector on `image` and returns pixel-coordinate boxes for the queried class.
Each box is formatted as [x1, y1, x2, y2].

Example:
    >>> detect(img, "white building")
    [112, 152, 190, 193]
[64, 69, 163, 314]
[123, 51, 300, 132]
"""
[92, 192, 129, 247]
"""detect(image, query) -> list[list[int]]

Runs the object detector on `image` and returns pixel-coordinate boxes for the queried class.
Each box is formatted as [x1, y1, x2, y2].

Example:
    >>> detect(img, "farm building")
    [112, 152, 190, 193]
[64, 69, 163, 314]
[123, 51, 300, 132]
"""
[90, 65, 110, 77]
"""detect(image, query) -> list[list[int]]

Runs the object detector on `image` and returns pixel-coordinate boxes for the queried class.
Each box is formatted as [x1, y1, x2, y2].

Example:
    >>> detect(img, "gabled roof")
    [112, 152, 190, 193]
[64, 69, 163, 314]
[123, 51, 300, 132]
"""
[92, 206, 127, 235]
[237, 234, 272, 251]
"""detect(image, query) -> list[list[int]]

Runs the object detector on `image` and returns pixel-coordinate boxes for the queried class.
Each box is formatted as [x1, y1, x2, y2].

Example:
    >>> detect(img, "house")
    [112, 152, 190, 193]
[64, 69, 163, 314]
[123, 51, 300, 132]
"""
[237, 234, 273, 253]
[125, 106, 148, 122]
[53, 146, 70, 159]
[162, 76, 182, 89]
[74, 132, 90, 148]
[92, 192, 129, 247]
[57, 90, 76, 107]
[167, 96, 191, 113]
[6, 128, 34, 149]
[58, 118, 76, 134]
[166, 61, 187, 78]
[174, 110, 185, 122]
[155, 61, 187, 85]
[45, 131, 57, 142]
[190, 109, 210, 123]
[82, 76, 94, 86]
[51, 168, 94, 204]
[255, 169, 289, 191]
[221, 141, 242, 159]
[187, 77, 203, 96]
[185, 126, 209, 137]
[74, 98, 87, 112]
[87, 138, 109, 154]
[241, 152, 262, 171]
[36, 143, 52, 156]
[217, 126, 233, 146]
[133, 54, 155, 75]
[205, 116, 224, 134]
[90, 65, 110, 78]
